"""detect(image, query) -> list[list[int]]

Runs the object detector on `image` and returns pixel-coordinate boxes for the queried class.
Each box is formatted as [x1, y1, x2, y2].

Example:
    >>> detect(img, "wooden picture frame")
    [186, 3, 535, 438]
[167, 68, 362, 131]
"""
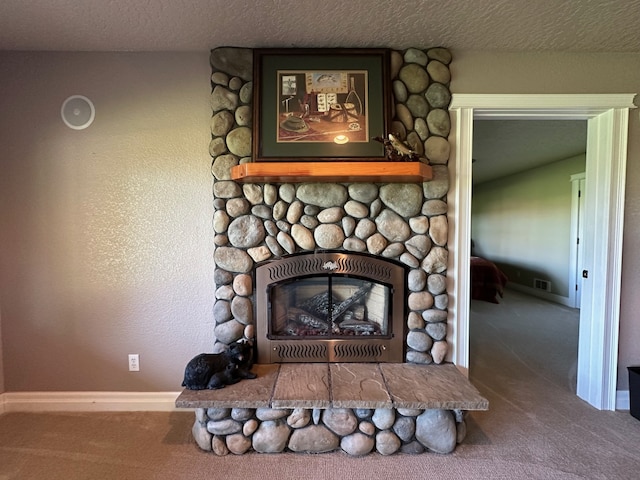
[253, 48, 391, 162]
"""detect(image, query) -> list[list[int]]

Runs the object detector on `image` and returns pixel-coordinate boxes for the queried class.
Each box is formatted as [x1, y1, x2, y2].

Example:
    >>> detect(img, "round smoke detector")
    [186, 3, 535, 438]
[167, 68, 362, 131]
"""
[61, 95, 95, 130]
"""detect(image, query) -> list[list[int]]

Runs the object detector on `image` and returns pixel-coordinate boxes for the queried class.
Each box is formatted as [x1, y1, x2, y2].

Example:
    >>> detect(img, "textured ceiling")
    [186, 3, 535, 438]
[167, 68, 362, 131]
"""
[0, 0, 639, 52]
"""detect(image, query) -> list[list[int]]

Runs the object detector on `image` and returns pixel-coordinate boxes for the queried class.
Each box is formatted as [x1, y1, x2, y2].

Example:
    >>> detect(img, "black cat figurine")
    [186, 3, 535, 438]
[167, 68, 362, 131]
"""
[182, 341, 256, 390]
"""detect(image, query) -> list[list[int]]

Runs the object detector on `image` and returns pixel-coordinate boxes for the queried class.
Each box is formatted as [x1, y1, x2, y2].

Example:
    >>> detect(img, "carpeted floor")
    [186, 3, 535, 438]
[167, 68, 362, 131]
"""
[1, 289, 639, 479]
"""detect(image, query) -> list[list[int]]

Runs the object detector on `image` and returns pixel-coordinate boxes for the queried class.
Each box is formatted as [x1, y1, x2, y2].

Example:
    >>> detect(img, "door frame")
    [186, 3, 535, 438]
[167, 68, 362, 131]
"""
[569, 172, 586, 309]
[447, 94, 636, 410]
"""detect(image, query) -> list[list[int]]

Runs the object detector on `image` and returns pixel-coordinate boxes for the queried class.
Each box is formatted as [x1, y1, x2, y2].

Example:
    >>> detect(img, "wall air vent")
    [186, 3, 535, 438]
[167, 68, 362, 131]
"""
[534, 278, 551, 292]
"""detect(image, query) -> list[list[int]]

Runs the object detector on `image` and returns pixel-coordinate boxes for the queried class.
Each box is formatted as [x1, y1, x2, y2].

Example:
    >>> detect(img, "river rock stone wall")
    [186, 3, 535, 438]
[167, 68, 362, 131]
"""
[192, 406, 466, 456]
[209, 46, 452, 364]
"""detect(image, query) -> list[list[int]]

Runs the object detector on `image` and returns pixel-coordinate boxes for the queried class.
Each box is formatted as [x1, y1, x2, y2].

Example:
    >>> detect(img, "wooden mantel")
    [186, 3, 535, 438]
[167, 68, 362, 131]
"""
[230, 161, 432, 183]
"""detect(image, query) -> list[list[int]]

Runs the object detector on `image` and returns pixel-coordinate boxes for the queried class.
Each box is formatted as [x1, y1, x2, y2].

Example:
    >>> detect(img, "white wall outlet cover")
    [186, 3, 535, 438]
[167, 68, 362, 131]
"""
[61, 95, 95, 130]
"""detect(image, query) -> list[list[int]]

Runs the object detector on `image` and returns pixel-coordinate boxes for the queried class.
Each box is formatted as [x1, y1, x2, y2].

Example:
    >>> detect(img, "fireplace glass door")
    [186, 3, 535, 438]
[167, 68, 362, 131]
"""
[268, 275, 392, 340]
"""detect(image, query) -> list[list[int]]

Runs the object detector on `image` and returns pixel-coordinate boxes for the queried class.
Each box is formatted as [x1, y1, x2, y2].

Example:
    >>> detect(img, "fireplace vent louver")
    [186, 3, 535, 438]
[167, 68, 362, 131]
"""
[332, 342, 387, 362]
[273, 342, 328, 361]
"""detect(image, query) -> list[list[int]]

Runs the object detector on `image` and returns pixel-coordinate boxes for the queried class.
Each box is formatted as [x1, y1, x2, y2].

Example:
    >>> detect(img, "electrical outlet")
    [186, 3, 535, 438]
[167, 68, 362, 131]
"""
[128, 354, 140, 372]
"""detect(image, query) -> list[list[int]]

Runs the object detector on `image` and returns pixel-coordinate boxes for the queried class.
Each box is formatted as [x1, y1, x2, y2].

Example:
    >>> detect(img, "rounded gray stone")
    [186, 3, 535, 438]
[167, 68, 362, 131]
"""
[392, 79, 408, 103]
[406, 131, 424, 156]
[401, 440, 426, 454]
[277, 231, 296, 254]
[206, 419, 242, 436]
[242, 184, 263, 205]
[390, 120, 406, 140]
[390, 50, 403, 79]
[424, 136, 450, 164]
[252, 420, 291, 453]
[314, 224, 345, 249]
[354, 408, 372, 419]
[427, 274, 447, 295]
[408, 291, 434, 311]
[212, 435, 228, 456]
[427, 60, 451, 85]
[235, 105, 252, 126]
[210, 47, 253, 81]
[409, 216, 429, 234]
[406, 350, 433, 364]
[415, 409, 456, 454]
[323, 409, 357, 436]
[414, 117, 429, 140]
[342, 216, 356, 237]
[272, 200, 288, 221]
[265, 235, 284, 256]
[423, 165, 449, 199]
[422, 199, 448, 216]
[228, 215, 265, 248]
[226, 198, 250, 217]
[408, 268, 427, 292]
[426, 109, 451, 137]
[435, 293, 448, 310]
[226, 433, 251, 454]
[231, 296, 253, 325]
[213, 210, 230, 233]
[214, 268, 233, 285]
[369, 198, 383, 217]
[213, 299, 232, 323]
[286, 200, 304, 224]
[213, 180, 241, 199]
[288, 425, 339, 453]
[211, 71, 229, 86]
[425, 83, 451, 108]
[344, 200, 368, 218]
[366, 233, 387, 255]
[422, 309, 448, 323]
[426, 322, 447, 341]
[304, 204, 320, 215]
[297, 183, 348, 207]
[239, 81, 253, 103]
[256, 408, 290, 421]
[355, 218, 376, 239]
[381, 242, 405, 258]
[372, 408, 395, 430]
[210, 85, 238, 112]
[406, 234, 432, 260]
[209, 137, 226, 157]
[396, 103, 414, 131]
[250, 204, 271, 220]
[427, 47, 452, 65]
[264, 184, 277, 205]
[214, 319, 244, 344]
[300, 214, 319, 229]
[421, 246, 448, 274]
[226, 127, 252, 157]
[393, 416, 416, 442]
[379, 184, 423, 217]
[317, 206, 344, 223]
[429, 215, 448, 246]
[375, 209, 411, 242]
[376, 430, 401, 455]
[432, 340, 448, 364]
[343, 237, 366, 252]
[214, 247, 253, 273]
[279, 184, 296, 203]
[277, 219, 290, 233]
[406, 94, 429, 119]
[287, 408, 311, 429]
[211, 110, 234, 137]
[215, 285, 234, 301]
[408, 311, 425, 330]
[399, 63, 430, 93]
[192, 419, 212, 451]
[407, 330, 433, 353]
[400, 252, 419, 268]
[211, 154, 238, 181]
[207, 407, 230, 420]
[341, 432, 374, 456]
[291, 224, 315, 250]
[404, 47, 428, 66]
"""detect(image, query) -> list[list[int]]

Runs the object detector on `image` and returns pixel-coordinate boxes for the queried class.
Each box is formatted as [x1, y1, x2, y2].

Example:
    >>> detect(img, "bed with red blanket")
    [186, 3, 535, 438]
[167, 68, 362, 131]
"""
[470, 256, 508, 303]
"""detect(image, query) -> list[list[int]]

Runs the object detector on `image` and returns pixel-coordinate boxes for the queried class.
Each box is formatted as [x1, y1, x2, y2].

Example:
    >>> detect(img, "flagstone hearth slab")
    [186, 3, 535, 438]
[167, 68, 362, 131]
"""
[380, 363, 489, 410]
[330, 363, 392, 409]
[271, 363, 330, 408]
[175, 363, 280, 408]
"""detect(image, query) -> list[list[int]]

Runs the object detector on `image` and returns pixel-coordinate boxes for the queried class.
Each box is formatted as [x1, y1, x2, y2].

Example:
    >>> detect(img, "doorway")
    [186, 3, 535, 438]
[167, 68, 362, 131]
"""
[447, 94, 635, 410]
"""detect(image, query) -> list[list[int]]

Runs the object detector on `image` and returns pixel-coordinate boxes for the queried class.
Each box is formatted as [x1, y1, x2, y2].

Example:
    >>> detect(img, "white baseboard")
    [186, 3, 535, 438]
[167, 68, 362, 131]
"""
[616, 389, 630, 411]
[507, 283, 574, 308]
[0, 391, 184, 413]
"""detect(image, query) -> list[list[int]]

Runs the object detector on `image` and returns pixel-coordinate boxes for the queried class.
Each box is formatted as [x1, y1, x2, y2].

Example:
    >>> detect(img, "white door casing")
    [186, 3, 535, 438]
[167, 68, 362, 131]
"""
[447, 94, 636, 410]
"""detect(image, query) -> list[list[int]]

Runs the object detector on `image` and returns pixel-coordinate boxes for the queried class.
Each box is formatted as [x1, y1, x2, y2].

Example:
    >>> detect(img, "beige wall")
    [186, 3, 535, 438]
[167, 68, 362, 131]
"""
[451, 50, 640, 389]
[0, 52, 214, 391]
[0, 49, 638, 393]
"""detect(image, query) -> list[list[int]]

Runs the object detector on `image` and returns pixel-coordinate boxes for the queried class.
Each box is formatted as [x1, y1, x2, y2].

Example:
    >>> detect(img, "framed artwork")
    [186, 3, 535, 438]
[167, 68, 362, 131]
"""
[253, 48, 391, 162]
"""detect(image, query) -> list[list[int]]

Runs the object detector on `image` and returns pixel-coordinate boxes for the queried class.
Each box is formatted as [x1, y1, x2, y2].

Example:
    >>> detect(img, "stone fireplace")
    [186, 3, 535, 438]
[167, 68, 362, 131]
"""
[175, 46, 488, 456]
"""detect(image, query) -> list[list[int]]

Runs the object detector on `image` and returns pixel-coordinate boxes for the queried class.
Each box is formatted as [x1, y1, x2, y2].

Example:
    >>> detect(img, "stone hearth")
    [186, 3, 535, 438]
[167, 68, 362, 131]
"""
[176, 363, 488, 455]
